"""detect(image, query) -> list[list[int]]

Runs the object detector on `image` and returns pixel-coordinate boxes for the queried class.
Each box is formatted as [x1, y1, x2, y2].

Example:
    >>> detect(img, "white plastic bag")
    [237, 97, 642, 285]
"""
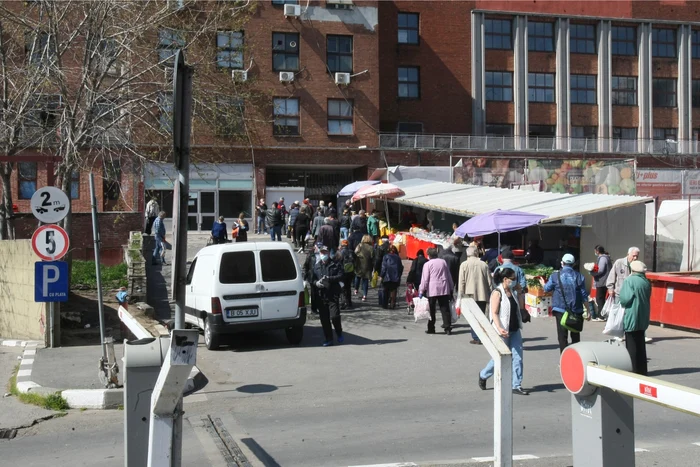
[600, 295, 613, 319]
[413, 297, 430, 322]
[602, 297, 625, 338]
[450, 300, 461, 324]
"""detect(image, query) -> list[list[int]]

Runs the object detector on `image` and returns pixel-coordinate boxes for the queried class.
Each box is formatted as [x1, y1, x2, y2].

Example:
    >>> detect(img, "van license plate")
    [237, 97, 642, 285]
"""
[226, 309, 258, 318]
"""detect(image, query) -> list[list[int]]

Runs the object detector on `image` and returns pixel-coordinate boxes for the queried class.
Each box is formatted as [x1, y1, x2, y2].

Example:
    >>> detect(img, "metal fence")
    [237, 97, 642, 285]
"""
[378, 133, 697, 155]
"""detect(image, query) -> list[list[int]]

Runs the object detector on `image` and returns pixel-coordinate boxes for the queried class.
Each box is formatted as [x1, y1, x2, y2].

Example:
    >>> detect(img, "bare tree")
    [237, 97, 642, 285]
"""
[0, 0, 260, 240]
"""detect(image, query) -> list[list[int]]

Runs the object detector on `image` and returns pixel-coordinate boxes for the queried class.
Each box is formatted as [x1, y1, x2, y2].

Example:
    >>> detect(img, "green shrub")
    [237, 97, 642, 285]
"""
[71, 260, 128, 290]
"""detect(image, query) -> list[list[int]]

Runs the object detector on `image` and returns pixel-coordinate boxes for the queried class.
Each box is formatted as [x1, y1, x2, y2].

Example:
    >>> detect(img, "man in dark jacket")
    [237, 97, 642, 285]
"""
[374, 236, 390, 274]
[303, 243, 323, 314]
[347, 227, 363, 252]
[312, 245, 344, 346]
[289, 204, 300, 246]
[311, 208, 325, 239]
[339, 209, 351, 240]
[255, 200, 267, 235]
[328, 212, 340, 247]
[318, 218, 337, 254]
[439, 244, 461, 293]
[351, 210, 368, 235]
[266, 202, 284, 241]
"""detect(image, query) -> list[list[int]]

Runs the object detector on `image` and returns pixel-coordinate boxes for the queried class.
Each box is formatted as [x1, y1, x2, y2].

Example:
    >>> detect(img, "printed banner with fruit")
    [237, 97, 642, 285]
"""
[527, 159, 636, 195]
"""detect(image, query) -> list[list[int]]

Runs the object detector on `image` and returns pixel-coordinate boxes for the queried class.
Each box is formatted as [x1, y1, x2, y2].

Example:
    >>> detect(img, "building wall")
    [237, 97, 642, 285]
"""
[0, 240, 46, 340]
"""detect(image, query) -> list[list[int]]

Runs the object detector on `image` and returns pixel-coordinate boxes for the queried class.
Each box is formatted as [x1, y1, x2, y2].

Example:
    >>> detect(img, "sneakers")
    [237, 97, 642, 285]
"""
[592, 318, 605, 322]
[513, 387, 530, 396]
[478, 376, 487, 390]
[322, 341, 333, 347]
[644, 336, 653, 343]
[361, 296, 366, 302]
[354, 290, 358, 296]
[337, 335, 344, 344]
[445, 329, 452, 335]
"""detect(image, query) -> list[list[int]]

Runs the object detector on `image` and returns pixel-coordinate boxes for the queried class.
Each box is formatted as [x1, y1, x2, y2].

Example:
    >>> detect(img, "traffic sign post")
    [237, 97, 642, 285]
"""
[30, 186, 70, 224]
[34, 261, 69, 302]
[31, 224, 70, 261]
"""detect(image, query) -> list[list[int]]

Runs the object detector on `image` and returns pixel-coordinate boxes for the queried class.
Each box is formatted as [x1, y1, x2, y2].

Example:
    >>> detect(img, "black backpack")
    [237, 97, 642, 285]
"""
[341, 248, 356, 273]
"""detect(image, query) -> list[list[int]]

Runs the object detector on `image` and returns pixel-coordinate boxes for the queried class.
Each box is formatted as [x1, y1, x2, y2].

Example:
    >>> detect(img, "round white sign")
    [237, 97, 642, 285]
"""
[31, 225, 70, 261]
[30, 187, 70, 224]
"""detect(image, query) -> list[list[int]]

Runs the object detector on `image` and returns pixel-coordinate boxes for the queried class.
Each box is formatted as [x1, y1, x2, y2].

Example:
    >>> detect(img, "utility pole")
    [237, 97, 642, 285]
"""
[171, 50, 193, 332]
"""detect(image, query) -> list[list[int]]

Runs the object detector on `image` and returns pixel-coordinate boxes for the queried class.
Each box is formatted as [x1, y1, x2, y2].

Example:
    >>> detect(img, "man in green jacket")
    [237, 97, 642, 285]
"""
[619, 260, 651, 375]
[367, 211, 380, 242]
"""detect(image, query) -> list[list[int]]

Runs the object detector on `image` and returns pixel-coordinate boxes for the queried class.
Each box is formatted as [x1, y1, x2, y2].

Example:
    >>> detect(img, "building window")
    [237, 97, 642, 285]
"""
[693, 30, 700, 59]
[397, 122, 423, 133]
[398, 66, 420, 99]
[272, 32, 299, 72]
[653, 78, 677, 107]
[96, 39, 119, 75]
[398, 13, 419, 45]
[327, 35, 353, 73]
[271, 0, 298, 5]
[693, 80, 700, 107]
[612, 76, 638, 106]
[215, 98, 245, 136]
[486, 124, 514, 136]
[158, 92, 173, 133]
[612, 26, 636, 56]
[70, 170, 80, 200]
[570, 24, 596, 54]
[529, 125, 555, 137]
[570, 74, 597, 104]
[572, 126, 597, 138]
[18, 162, 37, 200]
[654, 128, 677, 141]
[217, 31, 243, 69]
[528, 21, 554, 52]
[273, 97, 300, 136]
[528, 72, 555, 103]
[327, 99, 353, 135]
[157, 29, 185, 66]
[485, 19, 512, 50]
[485, 71, 513, 102]
[614, 127, 637, 139]
[26, 31, 55, 67]
[652, 28, 676, 58]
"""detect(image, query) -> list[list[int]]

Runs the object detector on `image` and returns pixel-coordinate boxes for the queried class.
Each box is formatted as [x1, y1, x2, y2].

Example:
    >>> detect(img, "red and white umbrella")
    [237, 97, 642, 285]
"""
[351, 183, 405, 203]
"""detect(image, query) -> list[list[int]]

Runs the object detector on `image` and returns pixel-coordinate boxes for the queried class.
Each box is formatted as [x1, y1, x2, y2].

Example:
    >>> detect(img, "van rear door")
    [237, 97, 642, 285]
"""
[258, 246, 301, 320]
[218, 250, 262, 323]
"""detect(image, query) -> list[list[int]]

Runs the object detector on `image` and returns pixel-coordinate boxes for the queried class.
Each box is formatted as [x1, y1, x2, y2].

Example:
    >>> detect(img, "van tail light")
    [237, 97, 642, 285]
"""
[298, 292, 305, 308]
[211, 297, 223, 315]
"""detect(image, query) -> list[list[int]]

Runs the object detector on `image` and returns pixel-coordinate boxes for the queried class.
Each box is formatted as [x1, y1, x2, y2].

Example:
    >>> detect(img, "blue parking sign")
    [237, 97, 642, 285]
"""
[35, 261, 69, 302]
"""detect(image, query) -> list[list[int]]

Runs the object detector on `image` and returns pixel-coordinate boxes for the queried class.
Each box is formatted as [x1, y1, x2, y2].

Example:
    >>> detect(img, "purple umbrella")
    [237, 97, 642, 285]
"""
[455, 210, 547, 248]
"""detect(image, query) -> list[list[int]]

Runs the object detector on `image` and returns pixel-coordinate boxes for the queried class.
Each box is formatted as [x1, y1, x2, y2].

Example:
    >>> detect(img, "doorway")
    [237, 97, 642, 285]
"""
[187, 191, 217, 231]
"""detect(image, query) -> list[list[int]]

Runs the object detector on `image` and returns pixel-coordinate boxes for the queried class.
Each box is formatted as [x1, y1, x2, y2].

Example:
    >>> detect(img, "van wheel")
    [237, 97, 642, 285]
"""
[204, 319, 221, 350]
[285, 325, 304, 345]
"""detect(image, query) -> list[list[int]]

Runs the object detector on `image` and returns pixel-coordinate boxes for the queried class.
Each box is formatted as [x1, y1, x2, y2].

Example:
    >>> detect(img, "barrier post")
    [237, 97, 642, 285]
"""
[460, 297, 513, 467]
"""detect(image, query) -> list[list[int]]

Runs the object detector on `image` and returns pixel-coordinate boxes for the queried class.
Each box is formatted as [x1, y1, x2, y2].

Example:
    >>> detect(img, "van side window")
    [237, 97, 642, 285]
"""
[219, 251, 256, 284]
[260, 250, 297, 282]
[186, 258, 197, 285]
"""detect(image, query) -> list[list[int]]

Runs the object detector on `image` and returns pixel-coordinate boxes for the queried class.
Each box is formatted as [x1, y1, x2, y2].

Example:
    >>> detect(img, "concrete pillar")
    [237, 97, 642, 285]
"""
[598, 21, 613, 152]
[556, 18, 570, 151]
[513, 16, 529, 150]
[638, 23, 653, 151]
[678, 24, 693, 154]
[472, 12, 486, 136]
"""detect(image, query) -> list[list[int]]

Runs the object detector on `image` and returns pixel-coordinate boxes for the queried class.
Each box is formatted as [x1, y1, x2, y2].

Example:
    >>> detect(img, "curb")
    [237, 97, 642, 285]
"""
[8, 339, 205, 410]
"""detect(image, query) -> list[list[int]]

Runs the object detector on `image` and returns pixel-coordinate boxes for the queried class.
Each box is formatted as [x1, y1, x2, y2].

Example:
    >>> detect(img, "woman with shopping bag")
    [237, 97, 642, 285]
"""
[419, 248, 454, 335]
[353, 235, 374, 302]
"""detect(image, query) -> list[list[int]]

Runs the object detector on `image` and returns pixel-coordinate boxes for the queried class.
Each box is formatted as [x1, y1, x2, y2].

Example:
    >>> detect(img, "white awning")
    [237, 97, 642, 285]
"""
[391, 180, 653, 223]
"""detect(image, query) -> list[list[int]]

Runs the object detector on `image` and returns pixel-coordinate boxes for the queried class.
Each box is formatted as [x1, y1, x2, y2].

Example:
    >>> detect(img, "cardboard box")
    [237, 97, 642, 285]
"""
[526, 303, 552, 318]
[525, 293, 541, 307]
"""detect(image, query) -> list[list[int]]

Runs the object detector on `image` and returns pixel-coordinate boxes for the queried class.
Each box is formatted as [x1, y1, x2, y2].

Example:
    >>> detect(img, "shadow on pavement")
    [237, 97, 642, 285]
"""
[241, 438, 282, 467]
[524, 343, 561, 352]
[529, 383, 566, 393]
[648, 336, 700, 343]
[647, 367, 700, 377]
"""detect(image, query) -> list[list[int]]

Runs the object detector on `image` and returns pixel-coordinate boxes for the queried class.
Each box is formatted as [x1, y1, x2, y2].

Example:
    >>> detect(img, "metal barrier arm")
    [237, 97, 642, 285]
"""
[460, 297, 513, 467]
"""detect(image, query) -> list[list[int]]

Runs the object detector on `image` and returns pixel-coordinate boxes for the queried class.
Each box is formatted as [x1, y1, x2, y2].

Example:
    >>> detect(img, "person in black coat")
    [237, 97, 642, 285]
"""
[374, 236, 390, 275]
[347, 227, 364, 253]
[294, 207, 311, 252]
[407, 249, 428, 289]
[312, 245, 345, 346]
[439, 244, 461, 293]
[351, 210, 368, 235]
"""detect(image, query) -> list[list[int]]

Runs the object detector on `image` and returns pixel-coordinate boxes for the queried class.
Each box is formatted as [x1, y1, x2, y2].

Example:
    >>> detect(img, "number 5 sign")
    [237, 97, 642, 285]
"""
[31, 225, 70, 261]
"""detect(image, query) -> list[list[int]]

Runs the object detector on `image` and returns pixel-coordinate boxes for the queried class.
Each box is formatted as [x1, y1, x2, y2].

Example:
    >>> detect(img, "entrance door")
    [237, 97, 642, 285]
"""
[187, 192, 198, 231]
[200, 192, 216, 231]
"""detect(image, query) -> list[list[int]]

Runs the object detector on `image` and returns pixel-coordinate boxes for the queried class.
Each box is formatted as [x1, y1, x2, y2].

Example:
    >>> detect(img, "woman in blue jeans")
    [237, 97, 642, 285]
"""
[478, 267, 529, 395]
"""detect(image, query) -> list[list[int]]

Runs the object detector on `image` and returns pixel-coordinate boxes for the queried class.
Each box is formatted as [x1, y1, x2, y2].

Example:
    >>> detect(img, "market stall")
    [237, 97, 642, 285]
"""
[646, 271, 700, 331]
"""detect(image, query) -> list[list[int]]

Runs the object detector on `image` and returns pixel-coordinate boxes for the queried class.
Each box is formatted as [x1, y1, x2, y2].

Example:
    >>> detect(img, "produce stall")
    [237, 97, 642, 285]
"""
[522, 266, 554, 318]
[403, 228, 452, 259]
[646, 272, 700, 331]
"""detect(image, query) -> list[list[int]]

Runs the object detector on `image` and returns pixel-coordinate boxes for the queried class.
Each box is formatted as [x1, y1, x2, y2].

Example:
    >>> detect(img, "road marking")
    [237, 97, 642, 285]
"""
[20, 359, 34, 366]
[17, 369, 32, 377]
[635, 448, 649, 452]
[24, 349, 36, 356]
[472, 455, 539, 462]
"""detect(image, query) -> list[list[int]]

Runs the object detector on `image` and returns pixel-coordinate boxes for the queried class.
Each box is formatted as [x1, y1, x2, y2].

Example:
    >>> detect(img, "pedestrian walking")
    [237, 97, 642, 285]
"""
[351, 209, 368, 235]
[233, 213, 249, 242]
[367, 211, 380, 243]
[152, 211, 167, 265]
[380, 244, 404, 309]
[318, 218, 336, 254]
[619, 260, 651, 375]
[255, 199, 267, 235]
[339, 209, 351, 241]
[267, 202, 283, 241]
[295, 206, 311, 253]
[312, 245, 345, 346]
[303, 243, 323, 314]
[328, 212, 340, 248]
[541, 253, 589, 353]
[319, 200, 328, 217]
[312, 207, 325, 240]
[590, 245, 611, 321]
[439, 241, 461, 293]
[328, 201, 337, 218]
[353, 235, 374, 302]
[606, 246, 640, 298]
[478, 267, 529, 395]
[289, 203, 300, 246]
[419, 248, 454, 335]
[347, 226, 363, 253]
[406, 249, 427, 290]
[498, 249, 527, 310]
[458, 246, 492, 344]
[338, 239, 355, 309]
[374, 235, 390, 276]
[211, 216, 228, 244]
[144, 197, 159, 235]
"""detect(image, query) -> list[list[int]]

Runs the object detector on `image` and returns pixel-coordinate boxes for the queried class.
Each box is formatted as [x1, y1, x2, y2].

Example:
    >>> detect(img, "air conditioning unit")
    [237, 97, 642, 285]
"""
[279, 71, 295, 83]
[232, 70, 248, 82]
[284, 4, 301, 17]
[327, 0, 354, 9]
[334, 72, 351, 85]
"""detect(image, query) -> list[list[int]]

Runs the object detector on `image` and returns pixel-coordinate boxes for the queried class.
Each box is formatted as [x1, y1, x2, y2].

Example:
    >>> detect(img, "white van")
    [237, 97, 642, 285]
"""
[185, 242, 306, 350]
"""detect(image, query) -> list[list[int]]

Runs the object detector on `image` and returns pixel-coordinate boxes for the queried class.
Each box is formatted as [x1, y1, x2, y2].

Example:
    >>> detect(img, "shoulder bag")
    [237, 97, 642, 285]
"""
[557, 272, 583, 333]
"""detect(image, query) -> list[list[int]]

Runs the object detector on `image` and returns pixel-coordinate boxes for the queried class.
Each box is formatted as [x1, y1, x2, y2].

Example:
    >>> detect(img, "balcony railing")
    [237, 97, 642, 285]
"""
[378, 133, 698, 155]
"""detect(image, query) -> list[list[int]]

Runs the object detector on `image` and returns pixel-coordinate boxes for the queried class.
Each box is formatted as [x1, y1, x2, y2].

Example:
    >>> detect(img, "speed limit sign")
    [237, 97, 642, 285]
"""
[31, 225, 70, 261]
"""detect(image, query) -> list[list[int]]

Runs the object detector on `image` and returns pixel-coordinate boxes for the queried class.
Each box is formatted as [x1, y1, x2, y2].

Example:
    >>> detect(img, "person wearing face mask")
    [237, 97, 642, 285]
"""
[312, 245, 345, 346]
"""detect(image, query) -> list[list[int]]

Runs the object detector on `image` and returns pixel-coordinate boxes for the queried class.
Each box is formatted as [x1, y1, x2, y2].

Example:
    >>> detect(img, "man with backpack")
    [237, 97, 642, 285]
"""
[338, 239, 356, 309]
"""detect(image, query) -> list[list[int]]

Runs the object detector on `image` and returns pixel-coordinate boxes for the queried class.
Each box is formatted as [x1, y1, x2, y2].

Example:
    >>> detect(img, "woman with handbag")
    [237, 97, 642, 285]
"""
[353, 235, 374, 302]
[233, 212, 249, 243]
[211, 216, 228, 244]
[478, 267, 529, 395]
[540, 253, 589, 353]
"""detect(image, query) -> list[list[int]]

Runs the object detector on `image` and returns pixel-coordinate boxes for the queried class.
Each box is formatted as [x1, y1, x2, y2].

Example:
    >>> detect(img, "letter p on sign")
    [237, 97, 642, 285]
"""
[43, 265, 59, 297]
[34, 261, 69, 303]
